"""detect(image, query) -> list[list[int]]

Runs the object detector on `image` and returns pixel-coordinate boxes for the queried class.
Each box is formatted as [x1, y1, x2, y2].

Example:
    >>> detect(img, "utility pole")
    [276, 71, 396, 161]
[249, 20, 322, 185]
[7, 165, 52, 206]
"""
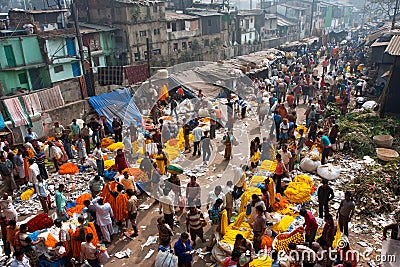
[392, 0, 400, 30]
[309, 0, 315, 36]
[146, 37, 151, 78]
[72, 1, 94, 96]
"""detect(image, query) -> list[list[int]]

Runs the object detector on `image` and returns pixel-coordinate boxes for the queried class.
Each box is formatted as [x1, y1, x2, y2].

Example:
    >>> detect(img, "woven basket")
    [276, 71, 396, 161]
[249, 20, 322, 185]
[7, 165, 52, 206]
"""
[373, 135, 394, 148]
[376, 148, 399, 161]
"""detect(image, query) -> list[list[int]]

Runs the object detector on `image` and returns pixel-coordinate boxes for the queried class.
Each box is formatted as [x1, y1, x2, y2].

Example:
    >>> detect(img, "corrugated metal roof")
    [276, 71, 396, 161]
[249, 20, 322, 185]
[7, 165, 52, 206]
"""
[385, 35, 400, 56]
[371, 40, 390, 47]
[79, 22, 118, 34]
[165, 11, 199, 21]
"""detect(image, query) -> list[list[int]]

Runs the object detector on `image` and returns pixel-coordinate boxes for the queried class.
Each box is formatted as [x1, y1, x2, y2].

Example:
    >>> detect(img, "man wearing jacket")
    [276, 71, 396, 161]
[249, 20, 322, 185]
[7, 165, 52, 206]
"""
[174, 232, 193, 267]
[317, 179, 334, 218]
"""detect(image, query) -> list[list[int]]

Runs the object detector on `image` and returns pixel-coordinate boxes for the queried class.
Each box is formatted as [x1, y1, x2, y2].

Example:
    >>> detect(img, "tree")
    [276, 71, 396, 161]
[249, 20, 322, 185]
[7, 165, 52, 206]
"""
[366, 0, 398, 19]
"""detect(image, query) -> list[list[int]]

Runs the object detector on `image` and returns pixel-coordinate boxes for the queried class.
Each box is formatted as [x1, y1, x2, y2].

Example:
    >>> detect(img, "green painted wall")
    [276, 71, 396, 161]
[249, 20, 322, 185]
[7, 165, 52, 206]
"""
[344, 7, 351, 24]
[0, 36, 43, 69]
[324, 6, 333, 28]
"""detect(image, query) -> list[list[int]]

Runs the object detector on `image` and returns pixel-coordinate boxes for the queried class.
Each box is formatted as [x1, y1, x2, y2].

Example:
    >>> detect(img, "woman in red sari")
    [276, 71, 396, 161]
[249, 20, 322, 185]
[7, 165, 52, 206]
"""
[115, 149, 128, 173]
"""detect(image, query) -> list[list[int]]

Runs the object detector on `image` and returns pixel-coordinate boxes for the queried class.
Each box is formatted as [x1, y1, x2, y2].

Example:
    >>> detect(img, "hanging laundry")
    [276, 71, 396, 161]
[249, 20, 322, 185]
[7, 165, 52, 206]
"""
[36, 86, 65, 111]
[2, 97, 30, 127]
[21, 93, 42, 115]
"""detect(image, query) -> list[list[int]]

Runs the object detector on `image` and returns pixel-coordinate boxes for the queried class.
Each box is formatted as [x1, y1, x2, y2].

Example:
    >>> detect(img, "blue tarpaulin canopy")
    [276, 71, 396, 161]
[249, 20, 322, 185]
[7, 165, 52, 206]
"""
[88, 88, 142, 129]
[0, 114, 5, 130]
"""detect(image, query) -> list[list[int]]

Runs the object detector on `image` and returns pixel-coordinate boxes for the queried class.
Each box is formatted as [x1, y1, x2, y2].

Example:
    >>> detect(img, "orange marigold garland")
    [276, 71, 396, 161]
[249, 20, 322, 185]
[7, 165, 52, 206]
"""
[59, 162, 80, 175]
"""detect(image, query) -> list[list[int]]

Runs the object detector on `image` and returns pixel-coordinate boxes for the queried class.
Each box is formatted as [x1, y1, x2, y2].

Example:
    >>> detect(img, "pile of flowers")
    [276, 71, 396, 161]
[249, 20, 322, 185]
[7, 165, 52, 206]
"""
[59, 162, 80, 175]
[107, 142, 124, 151]
[121, 168, 148, 182]
[20, 188, 35, 201]
[104, 159, 115, 170]
[101, 138, 114, 148]
[27, 213, 54, 232]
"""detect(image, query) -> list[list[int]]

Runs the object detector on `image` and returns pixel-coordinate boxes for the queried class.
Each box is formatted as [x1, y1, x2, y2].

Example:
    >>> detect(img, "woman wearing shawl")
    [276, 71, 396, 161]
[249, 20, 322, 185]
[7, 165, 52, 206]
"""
[107, 183, 128, 226]
[70, 216, 99, 258]
[223, 132, 233, 160]
[115, 149, 128, 173]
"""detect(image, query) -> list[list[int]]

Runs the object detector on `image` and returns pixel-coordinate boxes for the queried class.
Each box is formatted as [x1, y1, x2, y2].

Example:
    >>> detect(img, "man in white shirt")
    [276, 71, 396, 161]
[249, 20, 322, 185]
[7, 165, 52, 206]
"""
[28, 158, 40, 185]
[92, 197, 114, 243]
[159, 188, 175, 230]
[35, 175, 52, 213]
[207, 185, 226, 210]
[92, 143, 104, 176]
[279, 144, 292, 171]
[192, 125, 203, 157]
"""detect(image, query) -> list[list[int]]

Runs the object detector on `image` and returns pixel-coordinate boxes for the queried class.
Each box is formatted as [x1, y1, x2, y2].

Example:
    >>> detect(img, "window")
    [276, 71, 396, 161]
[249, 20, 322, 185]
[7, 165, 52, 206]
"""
[153, 49, 161, 55]
[182, 42, 187, 49]
[93, 56, 100, 67]
[249, 33, 252, 39]
[250, 18, 253, 23]
[139, 30, 147, 37]
[208, 19, 212, 26]
[134, 52, 140, 61]
[154, 29, 157, 35]
[4, 45, 16, 67]
[54, 65, 64, 73]
[115, 36, 123, 43]
[204, 39, 209, 47]
[18, 73, 28, 84]
[173, 43, 178, 52]
[270, 19, 272, 28]
[97, 9, 101, 15]
[188, 41, 192, 48]
[153, 5, 158, 12]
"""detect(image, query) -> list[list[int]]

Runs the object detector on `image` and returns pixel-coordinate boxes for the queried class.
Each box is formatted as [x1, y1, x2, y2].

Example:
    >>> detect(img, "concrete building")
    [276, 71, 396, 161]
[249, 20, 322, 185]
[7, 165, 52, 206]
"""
[236, 9, 264, 45]
[78, 0, 228, 66]
[0, 34, 50, 95]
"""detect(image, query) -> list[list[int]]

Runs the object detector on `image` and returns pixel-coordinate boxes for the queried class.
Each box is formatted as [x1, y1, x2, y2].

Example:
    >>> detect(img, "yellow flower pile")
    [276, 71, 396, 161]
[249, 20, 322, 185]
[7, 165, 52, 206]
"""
[21, 188, 35, 201]
[284, 182, 312, 203]
[178, 128, 194, 151]
[221, 210, 229, 235]
[260, 160, 277, 172]
[270, 215, 295, 233]
[221, 221, 253, 245]
[273, 226, 305, 253]
[249, 256, 273, 267]
[278, 205, 296, 216]
[163, 142, 180, 160]
[250, 151, 261, 162]
[101, 138, 114, 148]
[107, 142, 124, 151]
[239, 187, 262, 214]
[250, 175, 267, 186]
[104, 159, 115, 170]
[294, 174, 317, 194]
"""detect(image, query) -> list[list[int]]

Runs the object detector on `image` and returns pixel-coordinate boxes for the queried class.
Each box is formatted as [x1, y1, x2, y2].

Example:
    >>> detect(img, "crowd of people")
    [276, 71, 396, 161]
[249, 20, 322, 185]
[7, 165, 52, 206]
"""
[0, 35, 399, 267]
